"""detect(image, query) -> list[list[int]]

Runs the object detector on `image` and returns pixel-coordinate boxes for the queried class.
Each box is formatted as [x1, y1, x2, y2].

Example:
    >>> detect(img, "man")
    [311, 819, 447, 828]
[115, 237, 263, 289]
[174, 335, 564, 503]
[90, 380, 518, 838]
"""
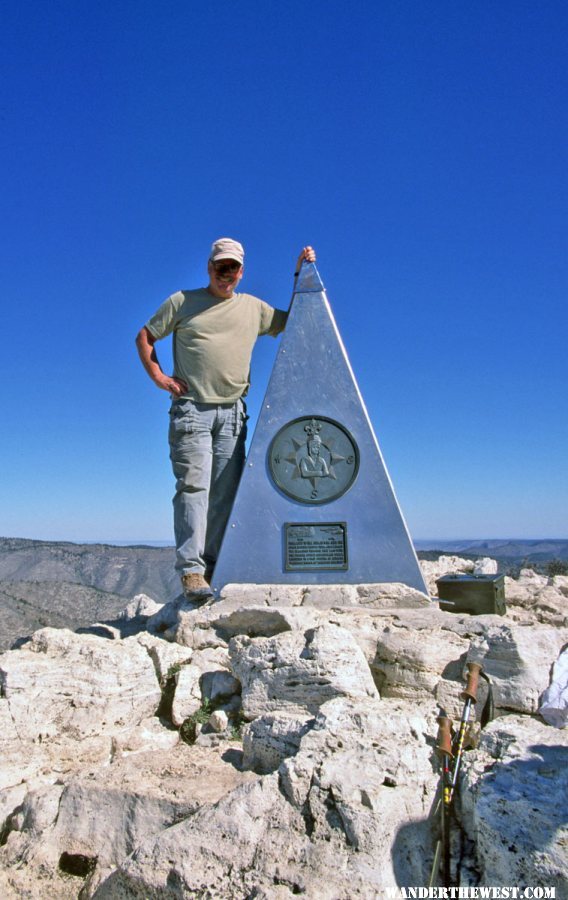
[136, 238, 316, 600]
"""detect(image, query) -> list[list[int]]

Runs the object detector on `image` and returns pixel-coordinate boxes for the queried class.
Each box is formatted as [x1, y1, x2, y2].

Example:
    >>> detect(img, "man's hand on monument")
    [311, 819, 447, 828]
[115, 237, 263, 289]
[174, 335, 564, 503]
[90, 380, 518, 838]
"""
[295, 246, 316, 273]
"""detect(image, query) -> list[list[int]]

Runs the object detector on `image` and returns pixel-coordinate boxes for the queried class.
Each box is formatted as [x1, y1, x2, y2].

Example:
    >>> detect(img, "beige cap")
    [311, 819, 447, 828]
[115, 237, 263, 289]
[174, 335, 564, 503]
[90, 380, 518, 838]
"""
[210, 237, 244, 265]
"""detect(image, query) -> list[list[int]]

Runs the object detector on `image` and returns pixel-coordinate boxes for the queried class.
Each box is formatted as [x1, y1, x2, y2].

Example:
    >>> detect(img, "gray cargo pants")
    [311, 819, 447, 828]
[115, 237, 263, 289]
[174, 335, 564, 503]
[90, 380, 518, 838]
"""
[168, 397, 247, 576]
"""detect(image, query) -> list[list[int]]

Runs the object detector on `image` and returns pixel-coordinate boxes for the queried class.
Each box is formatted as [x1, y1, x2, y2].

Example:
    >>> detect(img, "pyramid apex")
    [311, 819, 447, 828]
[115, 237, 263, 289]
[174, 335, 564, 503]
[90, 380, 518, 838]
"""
[295, 262, 325, 293]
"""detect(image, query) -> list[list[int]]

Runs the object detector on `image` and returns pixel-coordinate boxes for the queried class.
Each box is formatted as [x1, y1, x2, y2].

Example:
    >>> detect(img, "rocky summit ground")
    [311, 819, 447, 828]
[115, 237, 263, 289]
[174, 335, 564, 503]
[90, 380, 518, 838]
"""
[0, 555, 567, 898]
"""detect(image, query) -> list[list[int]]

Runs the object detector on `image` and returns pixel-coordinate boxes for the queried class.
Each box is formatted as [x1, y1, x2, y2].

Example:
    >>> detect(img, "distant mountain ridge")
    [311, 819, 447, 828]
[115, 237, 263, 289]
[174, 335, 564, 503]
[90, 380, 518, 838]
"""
[0, 581, 130, 652]
[0, 537, 178, 600]
[414, 538, 568, 562]
[0, 538, 179, 651]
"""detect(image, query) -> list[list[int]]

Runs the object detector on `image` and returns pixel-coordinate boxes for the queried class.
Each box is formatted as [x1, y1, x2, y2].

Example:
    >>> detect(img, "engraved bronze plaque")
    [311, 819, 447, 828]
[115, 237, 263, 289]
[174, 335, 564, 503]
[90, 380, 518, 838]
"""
[285, 522, 348, 571]
[269, 416, 359, 505]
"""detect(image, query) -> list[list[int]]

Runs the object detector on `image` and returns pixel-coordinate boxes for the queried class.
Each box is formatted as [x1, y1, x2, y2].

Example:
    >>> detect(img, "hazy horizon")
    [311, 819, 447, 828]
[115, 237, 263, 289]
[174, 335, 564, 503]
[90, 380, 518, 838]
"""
[3, 535, 567, 548]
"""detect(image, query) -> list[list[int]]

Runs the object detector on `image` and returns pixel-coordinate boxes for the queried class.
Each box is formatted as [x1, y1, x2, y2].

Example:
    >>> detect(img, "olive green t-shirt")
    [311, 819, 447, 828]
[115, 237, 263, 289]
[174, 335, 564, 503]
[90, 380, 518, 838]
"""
[146, 288, 287, 403]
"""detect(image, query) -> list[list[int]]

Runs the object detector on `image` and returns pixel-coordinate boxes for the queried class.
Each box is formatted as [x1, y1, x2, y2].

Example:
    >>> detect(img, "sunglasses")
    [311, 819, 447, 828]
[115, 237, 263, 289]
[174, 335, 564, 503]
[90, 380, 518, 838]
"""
[212, 261, 242, 275]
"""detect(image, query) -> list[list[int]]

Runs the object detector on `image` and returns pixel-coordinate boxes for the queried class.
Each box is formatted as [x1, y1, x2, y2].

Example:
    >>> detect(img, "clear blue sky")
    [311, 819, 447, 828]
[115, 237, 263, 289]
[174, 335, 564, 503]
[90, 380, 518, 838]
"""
[1, 0, 566, 542]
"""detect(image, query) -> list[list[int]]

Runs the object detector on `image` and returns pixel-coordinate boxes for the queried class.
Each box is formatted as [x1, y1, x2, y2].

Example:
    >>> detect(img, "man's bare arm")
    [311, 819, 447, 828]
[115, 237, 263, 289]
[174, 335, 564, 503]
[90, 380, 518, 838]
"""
[135, 326, 188, 396]
[284, 246, 317, 313]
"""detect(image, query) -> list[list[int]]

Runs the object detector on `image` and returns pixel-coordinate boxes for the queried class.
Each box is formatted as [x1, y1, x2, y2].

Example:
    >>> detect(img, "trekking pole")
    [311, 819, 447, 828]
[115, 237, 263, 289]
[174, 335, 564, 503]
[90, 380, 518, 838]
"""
[428, 715, 453, 887]
[448, 662, 482, 802]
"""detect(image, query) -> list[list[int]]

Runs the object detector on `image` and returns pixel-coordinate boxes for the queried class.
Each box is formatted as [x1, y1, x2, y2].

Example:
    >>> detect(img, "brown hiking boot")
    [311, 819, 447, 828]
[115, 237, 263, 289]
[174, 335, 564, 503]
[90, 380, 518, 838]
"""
[181, 572, 212, 600]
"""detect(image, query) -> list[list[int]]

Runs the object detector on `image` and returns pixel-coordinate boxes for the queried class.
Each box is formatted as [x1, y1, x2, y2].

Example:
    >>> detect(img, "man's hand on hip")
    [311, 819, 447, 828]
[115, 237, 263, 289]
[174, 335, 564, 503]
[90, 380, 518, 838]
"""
[156, 374, 188, 396]
[135, 326, 188, 396]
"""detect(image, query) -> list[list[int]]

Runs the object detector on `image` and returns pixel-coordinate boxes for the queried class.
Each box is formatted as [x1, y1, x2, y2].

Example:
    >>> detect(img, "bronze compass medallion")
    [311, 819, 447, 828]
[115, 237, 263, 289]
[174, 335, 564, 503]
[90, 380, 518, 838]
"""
[268, 416, 359, 504]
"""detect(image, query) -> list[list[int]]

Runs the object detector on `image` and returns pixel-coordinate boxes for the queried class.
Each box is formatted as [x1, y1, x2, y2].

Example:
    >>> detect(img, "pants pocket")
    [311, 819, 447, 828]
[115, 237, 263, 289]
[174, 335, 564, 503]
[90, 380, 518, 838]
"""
[169, 400, 195, 443]
[235, 398, 249, 438]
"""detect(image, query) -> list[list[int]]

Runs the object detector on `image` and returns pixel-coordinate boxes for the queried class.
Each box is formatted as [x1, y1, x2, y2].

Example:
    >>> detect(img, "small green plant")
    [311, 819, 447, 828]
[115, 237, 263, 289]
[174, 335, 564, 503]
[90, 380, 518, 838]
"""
[546, 559, 568, 577]
[180, 699, 214, 745]
[227, 709, 247, 742]
[164, 661, 183, 682]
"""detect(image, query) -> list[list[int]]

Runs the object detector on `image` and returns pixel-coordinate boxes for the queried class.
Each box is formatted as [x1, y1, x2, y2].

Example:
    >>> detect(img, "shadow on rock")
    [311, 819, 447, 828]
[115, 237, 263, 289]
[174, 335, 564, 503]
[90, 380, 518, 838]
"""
[221, 747, 245, 770]
[466, 741, 568, 890]
[393, 741, 568, 890]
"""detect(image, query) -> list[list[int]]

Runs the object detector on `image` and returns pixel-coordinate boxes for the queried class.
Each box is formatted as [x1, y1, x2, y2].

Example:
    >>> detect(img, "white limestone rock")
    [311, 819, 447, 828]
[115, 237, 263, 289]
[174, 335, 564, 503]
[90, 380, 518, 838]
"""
[528, 586, 568, 626]
[468, 622, 568, 714]
[0, 701, 32, 790]
[167, 595, 317, 648]
[302, 582, 430, 608]
[218, 583, 430, 610]
[93, 773, 303, 899]
[519, 567, 549, 584]
[242, 711, 315, 773]
[230, 622, 378, 719]
[201, 668, 241, 704]
[300, 583, 359, 607]
[0, 864, 71, 900]
[170, 663, 202, 727]
[552, 574, 568, 596]
[157, 583, 429, 651]
[1, 743, 258, 897]
[473, 557, 499, 575]
[504, 568, 547, 607]
[146, 593, 202, 636]
[2, 782, 64, 852]
[2, 567, 567, 898]
[172, 604, 229, 651]
[187, 645, 238, 701]
[208, 710, 229, 733]
[1, 628, 161, 742]
[371, 612, 471, 706]
[211, 604, 322, 639]
[0, 783, 27, 839]
[504, 571, 567, 625]
[330, 606, 492, 718]
[220, 583, 305, 606]
[190, 645, 231, 674]
[280, 696, 437, 806]
[420, 555, 476, 594]
[53, 745, 247, 867]
[460, 715, 568, 893]
[334, 607, 568, 720]
[118, 593, 163, 620]
[136, 632, 192, 683]
[110, 716, 179, 758]
[94, 696, 439, 898]
[170, 588, 313, 648]
[539, 646, 568, 728]
[1, 727, 114, 796]
[0, 628, 162, 790]
[354, 582, 431, 606]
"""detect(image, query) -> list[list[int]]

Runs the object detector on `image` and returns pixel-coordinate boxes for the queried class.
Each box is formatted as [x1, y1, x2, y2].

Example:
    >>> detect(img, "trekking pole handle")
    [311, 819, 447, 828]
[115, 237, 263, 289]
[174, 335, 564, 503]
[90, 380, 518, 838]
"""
[460, 662, 482, 703]
[436, 716, 454, 757]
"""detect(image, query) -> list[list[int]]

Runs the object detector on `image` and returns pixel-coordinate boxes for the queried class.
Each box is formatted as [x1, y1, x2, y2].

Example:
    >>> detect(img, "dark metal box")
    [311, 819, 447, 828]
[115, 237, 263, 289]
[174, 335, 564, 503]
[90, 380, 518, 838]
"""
[436, 573, 506, 616]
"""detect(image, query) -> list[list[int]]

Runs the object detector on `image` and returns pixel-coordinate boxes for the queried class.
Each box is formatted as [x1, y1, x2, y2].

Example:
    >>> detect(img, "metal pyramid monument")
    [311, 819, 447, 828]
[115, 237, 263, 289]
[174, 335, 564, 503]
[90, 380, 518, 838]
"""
[211, 262, 427, 594]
